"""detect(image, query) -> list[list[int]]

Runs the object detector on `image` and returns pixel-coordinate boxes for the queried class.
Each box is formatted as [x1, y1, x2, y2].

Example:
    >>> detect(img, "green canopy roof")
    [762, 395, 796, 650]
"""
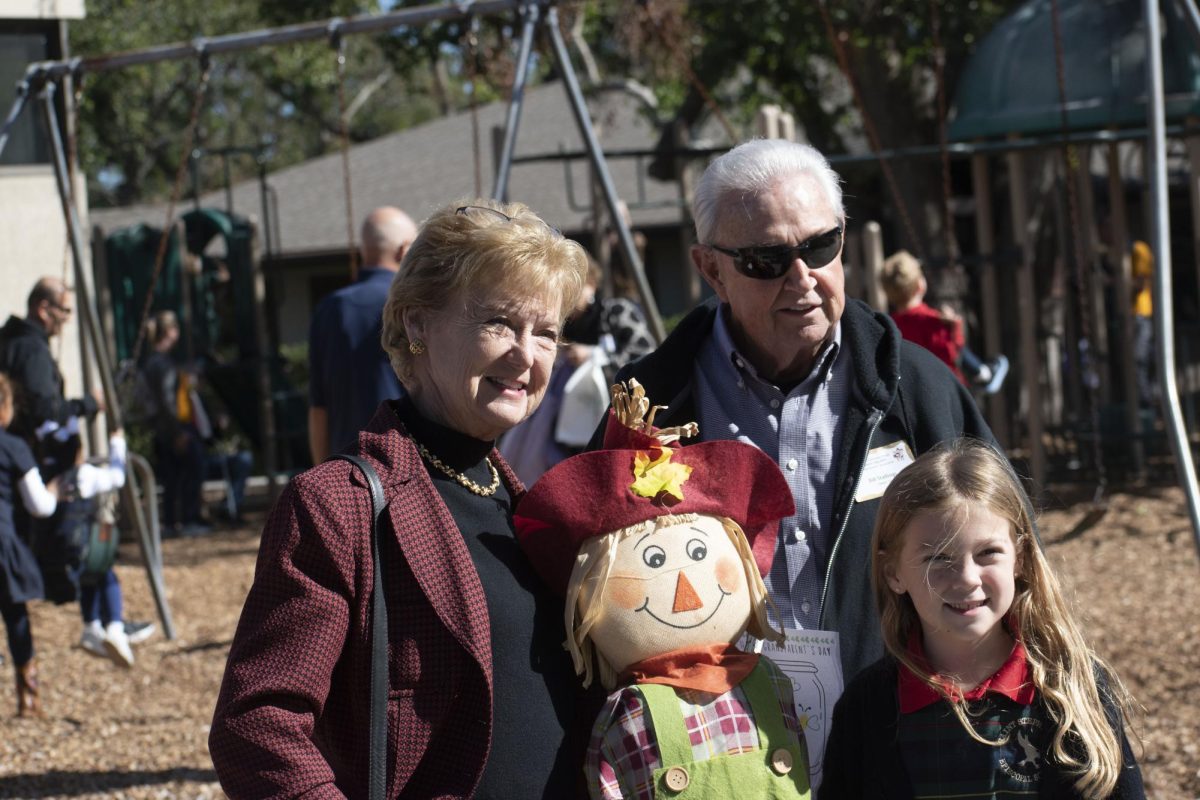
[949, 0, 1200, 141]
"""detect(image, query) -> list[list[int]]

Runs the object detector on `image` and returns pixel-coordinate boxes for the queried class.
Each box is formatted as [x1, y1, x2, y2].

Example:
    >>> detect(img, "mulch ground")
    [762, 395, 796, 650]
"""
[0, 485, 1197, 799]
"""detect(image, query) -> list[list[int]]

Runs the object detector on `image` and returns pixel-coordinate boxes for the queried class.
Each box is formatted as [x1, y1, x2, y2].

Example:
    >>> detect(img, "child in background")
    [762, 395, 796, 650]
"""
[820, 440, 1143, 799]
[36, 418, 155, 667]
[0, 374, 59, 716]
[881, 250, 1008, 394]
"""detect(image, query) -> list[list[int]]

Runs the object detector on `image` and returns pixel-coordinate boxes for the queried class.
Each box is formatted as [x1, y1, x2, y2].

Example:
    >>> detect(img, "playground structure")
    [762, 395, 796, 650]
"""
[0, 0, 1198, 644]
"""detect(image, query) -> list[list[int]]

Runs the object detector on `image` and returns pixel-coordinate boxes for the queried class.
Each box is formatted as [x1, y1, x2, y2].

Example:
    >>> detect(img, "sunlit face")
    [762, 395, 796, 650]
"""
[886, 505, 1018, 670]
[41, 290, 73, 338]
[588, 516, 753, 673]
[693, 175, 845, 386]
[405, 284, 563, 441]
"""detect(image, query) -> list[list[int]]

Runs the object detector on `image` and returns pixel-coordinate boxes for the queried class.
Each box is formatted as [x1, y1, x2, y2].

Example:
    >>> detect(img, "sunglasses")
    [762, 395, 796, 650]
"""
[456, 205, 562, 239]
[707, 225, 844, 280]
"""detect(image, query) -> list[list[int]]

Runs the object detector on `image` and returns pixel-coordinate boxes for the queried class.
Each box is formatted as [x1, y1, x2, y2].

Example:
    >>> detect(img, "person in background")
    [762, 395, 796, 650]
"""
[590, 139, 996, 688]
[211, 200, 592, 799]
[880, 249, 1008, 395]
[500, 253, 654, 484]
[821, 439, 1143, 798]
[33, 418, 155, 667]
[1130, 240, 1156, 410]
[140, 311, 209, 536]
[307, 206, 418, 463]
[0, 277, 103, 445]
[0, 374, 59, 717]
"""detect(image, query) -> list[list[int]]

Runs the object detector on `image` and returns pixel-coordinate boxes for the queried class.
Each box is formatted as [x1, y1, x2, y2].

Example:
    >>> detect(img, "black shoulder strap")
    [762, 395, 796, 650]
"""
[326, 454, 389, 800]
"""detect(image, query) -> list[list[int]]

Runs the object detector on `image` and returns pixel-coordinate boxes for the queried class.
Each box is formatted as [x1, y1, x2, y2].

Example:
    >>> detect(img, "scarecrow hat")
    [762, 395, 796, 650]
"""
[514, 380, 795, 596]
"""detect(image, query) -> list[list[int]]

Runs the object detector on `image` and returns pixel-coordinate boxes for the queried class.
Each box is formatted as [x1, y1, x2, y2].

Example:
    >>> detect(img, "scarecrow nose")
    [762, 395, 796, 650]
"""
[672, 572, 704, 613]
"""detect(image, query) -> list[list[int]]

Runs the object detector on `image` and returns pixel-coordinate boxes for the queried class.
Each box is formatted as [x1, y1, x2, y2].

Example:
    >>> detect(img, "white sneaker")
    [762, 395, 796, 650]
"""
[103, 622, 134, 668]
[79, 625, 109, 660]
[124, 620, 157, 645]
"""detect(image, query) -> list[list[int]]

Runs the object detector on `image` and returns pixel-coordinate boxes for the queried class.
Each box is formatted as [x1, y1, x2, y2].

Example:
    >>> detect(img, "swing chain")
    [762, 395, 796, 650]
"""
[816, 0, 926, 261]
[330, 19, 359, 280]
[128, 52, 212, 368]
[1050, 0, 1108, 498]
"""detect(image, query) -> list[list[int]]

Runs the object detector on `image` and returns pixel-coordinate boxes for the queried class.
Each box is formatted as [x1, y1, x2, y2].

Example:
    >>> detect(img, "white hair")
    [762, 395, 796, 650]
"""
[692, 139, 845, 243]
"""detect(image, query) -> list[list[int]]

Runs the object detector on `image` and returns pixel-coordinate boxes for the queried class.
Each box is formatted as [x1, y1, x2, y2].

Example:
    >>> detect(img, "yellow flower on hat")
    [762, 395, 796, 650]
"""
[630, 448, 693, 502]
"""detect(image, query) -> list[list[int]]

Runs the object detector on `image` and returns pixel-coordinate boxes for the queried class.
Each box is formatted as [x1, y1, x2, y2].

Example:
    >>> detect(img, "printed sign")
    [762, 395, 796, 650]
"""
[760, 628, 844, 789]
[854, 440, 916, 502]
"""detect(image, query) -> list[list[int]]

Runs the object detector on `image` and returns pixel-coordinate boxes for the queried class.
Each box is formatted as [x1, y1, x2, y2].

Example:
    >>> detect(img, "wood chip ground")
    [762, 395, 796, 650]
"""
[0, 486, 1197, 798]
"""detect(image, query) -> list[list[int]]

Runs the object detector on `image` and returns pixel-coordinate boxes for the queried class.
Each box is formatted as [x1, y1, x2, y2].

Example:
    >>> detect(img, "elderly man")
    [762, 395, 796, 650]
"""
[0, 277, 101, 442]
[594, 139, 994, 685]
[308, 206, 417, 462]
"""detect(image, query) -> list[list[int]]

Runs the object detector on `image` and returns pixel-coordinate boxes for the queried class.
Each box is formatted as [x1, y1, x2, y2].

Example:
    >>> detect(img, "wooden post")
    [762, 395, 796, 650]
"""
[1005, 148, 1046, 495]
[971, 153, 1010, 445]
[861, 221, 887, 312]
[674, 120, 702, 308]
[755, 105, 782, 139]
[248, 219, 280, 503]
[1109, 142, 1145, 476]
[1186, 120, 1200, 323]
[1074, 145, 1111, 403]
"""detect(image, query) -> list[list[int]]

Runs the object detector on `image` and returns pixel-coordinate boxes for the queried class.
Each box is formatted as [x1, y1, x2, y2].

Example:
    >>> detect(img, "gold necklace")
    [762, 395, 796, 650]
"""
[414, 439, 501, 497]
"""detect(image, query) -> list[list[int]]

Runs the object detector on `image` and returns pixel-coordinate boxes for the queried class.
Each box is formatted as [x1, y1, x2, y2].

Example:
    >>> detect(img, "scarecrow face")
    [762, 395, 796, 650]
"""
[588, 515, 753, 673]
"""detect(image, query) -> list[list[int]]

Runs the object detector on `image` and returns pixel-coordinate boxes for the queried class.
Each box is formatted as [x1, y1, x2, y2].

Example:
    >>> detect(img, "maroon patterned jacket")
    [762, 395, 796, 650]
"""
[210, 403, 521, 798]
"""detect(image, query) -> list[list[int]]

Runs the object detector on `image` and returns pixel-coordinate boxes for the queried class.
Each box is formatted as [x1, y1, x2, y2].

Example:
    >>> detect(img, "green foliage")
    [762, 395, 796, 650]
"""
[70, 0, 484, 208]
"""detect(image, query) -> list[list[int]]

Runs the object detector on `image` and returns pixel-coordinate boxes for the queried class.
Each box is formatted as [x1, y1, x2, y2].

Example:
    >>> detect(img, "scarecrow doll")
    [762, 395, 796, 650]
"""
[515, 381, 811, 800]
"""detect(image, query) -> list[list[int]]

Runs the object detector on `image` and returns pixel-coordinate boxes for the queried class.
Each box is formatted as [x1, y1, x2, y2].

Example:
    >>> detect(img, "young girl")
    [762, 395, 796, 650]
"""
[34, 417, 150, 667]
[821, 439, 1143, 799]
[0, 374, 59, 716]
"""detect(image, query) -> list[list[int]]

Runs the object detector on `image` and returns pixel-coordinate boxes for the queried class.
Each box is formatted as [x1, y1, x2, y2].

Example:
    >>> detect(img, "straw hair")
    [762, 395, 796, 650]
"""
[871, 439, 1136, 798]
[380, 198, 588, 385]
[564, 513, 781, 690]
[879, 249, 925, 308]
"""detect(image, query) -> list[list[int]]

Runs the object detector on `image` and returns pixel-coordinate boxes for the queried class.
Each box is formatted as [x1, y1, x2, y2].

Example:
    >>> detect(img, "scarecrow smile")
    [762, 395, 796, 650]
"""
[636, 586, 732, 629]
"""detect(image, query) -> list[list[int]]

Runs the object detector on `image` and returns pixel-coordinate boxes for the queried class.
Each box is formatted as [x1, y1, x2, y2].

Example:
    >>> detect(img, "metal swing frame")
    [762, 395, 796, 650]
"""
[0, 0, 672, 638]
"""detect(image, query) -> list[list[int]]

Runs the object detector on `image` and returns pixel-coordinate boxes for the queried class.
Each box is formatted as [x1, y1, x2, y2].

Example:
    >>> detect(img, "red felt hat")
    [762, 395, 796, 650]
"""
[514, 408, 795, 596]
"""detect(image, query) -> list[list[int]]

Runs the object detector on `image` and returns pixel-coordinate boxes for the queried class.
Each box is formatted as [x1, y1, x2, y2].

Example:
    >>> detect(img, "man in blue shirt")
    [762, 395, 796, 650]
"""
[308, 206, 417, 462]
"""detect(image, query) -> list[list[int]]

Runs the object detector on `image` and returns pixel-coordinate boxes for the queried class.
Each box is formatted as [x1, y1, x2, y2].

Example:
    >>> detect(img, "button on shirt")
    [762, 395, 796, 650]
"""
[693, 306, 851, 630]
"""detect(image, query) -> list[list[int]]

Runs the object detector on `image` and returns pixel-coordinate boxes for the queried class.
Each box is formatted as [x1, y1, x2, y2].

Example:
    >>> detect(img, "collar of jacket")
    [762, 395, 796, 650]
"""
[0, 314, 50, 345]
[613, 297, 902, 429]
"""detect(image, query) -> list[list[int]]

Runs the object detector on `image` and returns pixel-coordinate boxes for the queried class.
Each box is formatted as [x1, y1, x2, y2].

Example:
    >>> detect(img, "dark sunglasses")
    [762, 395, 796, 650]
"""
[707, 225, 844, 280]
[456, 205, 562, 239]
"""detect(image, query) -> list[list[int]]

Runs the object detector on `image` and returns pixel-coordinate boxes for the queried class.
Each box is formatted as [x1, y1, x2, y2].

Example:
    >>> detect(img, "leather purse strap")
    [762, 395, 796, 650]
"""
[327, 454, 389, 800]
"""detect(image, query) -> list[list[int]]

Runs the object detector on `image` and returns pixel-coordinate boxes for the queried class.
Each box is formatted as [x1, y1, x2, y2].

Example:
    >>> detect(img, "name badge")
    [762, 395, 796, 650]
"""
[854, 440, 915, 502]
[759, 628, 844, 790]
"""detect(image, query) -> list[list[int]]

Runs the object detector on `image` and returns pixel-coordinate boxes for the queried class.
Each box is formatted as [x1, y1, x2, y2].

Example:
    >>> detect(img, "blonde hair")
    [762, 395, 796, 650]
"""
[0, 373, 13, 414]
[872, 439, 1136, 798]
[879, 249, 924, 308]
[565, 513, 781, 689]
[380, 199, 588, 384]
[147, 310, 179, 347]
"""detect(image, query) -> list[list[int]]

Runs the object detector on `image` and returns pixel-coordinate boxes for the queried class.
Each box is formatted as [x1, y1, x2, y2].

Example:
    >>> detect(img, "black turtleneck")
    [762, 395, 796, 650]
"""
[393, 396, 582, 799]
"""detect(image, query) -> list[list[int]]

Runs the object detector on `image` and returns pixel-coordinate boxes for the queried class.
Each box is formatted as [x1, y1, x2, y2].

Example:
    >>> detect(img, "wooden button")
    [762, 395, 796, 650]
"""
[771, 747, 794, 775]
[664, 766, 690, 792]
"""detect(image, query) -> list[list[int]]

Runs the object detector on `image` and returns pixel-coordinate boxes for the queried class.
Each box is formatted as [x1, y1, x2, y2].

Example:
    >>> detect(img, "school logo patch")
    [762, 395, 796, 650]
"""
[997, 716, 1045, 783]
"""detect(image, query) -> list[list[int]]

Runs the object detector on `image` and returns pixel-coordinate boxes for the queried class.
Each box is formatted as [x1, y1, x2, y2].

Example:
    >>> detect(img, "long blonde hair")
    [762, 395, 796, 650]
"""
[872, 439, 1136, 798]
[565, 512, 780, 690]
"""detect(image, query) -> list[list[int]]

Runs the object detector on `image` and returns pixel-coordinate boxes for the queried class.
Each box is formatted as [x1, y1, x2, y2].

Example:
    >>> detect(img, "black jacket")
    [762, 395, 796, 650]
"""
[0, 315, 98, 442]
[590, 299, 995, 681]
[819, 656, 1145, 799]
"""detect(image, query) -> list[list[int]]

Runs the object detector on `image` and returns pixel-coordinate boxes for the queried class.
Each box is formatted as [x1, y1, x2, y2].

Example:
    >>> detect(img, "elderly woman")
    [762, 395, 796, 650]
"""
[210, 200, 589, 799]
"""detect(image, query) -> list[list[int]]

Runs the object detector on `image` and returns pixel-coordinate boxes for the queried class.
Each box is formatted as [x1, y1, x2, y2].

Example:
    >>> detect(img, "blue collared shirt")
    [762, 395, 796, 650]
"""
[693, 305, 852, 629]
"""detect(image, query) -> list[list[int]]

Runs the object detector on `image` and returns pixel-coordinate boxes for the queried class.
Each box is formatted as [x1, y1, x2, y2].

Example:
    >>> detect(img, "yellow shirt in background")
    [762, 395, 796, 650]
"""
[1132, 240, 1153, 318]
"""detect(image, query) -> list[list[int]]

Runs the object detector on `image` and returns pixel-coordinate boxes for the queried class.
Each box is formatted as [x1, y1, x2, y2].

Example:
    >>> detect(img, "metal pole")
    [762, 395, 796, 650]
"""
[543, 5, 666, 343]
[0, 79, 32, 162]
[1145, 0, 1200, 555]
[38, 82, 177, 638]
[491, 0, 538, 201]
